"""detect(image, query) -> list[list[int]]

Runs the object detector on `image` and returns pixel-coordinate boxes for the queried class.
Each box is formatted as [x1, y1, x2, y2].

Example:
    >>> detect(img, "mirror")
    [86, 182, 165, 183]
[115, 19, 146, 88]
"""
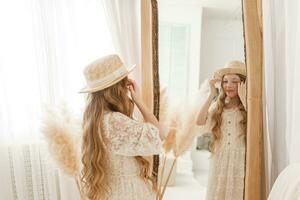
[157, 0, 246, 199]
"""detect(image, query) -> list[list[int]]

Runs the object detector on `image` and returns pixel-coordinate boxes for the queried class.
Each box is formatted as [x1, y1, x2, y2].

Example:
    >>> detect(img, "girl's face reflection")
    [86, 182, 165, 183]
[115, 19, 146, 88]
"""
[222, 74, 241, 98]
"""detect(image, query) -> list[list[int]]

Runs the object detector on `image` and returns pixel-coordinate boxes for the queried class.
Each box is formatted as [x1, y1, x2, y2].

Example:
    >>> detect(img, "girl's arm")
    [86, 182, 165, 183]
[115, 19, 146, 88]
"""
[196, 78, 219, 125]
[127, 79, 165, 140]
[196, 94, 214, 125]
[238, 82, 247, 111]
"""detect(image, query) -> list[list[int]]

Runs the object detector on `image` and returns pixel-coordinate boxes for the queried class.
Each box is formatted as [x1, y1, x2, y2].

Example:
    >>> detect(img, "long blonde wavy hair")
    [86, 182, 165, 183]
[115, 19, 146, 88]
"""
[210, 74, 247, 152]
[80, 77, 153, 200]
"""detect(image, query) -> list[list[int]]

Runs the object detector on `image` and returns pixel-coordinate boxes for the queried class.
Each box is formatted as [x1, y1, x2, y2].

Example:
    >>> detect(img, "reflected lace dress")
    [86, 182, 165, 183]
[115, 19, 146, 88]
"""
[198, 104, 246, 200]
[102, 112, 162, 200]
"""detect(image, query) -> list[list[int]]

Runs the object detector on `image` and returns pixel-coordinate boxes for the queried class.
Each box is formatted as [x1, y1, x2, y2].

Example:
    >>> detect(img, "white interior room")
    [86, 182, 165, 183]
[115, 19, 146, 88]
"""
[1, 0, 300, 200]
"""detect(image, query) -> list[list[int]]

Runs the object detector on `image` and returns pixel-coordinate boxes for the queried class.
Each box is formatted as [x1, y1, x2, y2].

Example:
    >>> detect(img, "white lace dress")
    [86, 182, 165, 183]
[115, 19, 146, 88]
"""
[198, 104, 246, 200]
[102, 112, 162, 200]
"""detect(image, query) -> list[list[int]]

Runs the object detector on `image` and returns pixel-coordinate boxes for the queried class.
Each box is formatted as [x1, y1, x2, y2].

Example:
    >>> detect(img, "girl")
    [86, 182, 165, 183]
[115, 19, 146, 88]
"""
[79, 54, 164, 200]
[196, 61, 247, 200]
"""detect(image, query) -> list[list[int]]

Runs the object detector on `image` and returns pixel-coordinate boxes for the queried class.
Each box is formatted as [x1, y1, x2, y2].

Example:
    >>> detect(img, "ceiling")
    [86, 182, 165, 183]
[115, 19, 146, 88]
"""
[200, 0, 242, 19]
[158, 0, 242, 19]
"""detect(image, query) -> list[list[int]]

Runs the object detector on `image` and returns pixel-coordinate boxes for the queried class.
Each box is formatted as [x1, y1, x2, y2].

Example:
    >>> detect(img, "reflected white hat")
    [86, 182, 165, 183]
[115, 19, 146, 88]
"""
[214, 61, 246, 78]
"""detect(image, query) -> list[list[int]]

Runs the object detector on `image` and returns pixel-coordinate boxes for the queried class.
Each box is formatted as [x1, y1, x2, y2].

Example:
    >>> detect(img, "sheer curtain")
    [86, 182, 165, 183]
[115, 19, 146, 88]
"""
[0, 0, 114, 199]
[101, 0, 141, 85]
[263, 0, 300, 193]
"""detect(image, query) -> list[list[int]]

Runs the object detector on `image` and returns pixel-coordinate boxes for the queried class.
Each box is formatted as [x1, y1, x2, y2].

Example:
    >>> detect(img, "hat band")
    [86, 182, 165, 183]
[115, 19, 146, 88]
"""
[86, 66, 128, 88]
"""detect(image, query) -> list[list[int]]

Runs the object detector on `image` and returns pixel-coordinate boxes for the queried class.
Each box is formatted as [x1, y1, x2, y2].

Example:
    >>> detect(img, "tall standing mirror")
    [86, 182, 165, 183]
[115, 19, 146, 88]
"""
[157, 0, 246, 199]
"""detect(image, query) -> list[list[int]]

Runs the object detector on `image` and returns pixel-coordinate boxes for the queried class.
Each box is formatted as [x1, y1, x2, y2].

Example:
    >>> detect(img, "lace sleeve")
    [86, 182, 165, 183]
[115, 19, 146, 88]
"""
[104, 112, 162, 156]
[196, 102, 217, 136]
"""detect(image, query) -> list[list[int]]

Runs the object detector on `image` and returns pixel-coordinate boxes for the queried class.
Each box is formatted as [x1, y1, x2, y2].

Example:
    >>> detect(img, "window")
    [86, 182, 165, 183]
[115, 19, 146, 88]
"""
[159, 23, 191, 101]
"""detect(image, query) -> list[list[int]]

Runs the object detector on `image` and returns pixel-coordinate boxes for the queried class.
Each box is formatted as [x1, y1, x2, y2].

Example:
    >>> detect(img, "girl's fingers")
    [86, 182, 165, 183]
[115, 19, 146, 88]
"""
[213, 74, 221, 80]
[127, 79, 137, 91]
[128, 85, 133, 92]
[127, 79, 136, 85]
[127, 79, 133, 86]
[210, 78, 219, 85]
[213, 78, 221, 83]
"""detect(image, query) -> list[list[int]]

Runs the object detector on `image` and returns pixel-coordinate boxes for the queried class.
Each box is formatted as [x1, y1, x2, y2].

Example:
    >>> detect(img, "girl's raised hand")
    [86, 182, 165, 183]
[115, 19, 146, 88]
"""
[238, 81, 247, 110]
[127, 79, 142, 103]
[209, 76, 221, 97]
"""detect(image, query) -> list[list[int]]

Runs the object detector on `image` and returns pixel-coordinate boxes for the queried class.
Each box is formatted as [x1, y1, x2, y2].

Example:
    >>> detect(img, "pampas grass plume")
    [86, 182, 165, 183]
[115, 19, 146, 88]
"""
[41, 103, 81, 177]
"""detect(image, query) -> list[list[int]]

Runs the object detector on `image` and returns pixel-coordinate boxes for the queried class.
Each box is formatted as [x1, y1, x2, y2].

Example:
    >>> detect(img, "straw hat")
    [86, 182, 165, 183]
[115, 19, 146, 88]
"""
[79, 54, 135, 93]
[214, 61, 246, 78]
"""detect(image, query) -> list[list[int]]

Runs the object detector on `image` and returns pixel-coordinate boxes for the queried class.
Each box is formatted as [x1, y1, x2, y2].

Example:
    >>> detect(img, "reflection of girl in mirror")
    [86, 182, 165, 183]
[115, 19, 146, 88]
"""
[196, 61, 247, 200]
[79, 55, 164, 200]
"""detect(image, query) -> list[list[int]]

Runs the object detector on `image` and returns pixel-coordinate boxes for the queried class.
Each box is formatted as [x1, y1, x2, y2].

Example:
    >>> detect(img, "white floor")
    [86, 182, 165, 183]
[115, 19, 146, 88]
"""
[163, 170, 209, 200]
[194, 169, 210, 187]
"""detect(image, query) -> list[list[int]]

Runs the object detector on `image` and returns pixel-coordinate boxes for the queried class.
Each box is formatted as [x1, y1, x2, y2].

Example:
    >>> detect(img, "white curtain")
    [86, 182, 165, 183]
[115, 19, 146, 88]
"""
[0, 0, 114, 199]
[263, 0, 300, 193]
[101, 0, 141, 85]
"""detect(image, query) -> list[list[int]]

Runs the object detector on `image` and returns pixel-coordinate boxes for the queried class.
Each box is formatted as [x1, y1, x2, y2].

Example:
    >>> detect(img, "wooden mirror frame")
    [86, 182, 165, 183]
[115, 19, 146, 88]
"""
[140, 0, 160, 184]
[242, 0, 264, 199]
[151, 0, 160, 184]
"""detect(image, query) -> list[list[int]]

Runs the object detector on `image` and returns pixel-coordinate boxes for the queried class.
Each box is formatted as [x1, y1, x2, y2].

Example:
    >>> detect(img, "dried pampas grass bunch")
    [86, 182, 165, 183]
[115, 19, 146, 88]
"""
[41, 103, 82, 177]
[157, 80, 211, 200]
[159, 88, 172, 141]
[173, 104, 198, 157]
[157, 100, 198, 199]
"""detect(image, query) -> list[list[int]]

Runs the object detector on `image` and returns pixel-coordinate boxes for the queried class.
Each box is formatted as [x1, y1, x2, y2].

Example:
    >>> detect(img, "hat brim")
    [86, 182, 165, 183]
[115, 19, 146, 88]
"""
[214, 68, 246, 78]
[79, 64, 136, 93]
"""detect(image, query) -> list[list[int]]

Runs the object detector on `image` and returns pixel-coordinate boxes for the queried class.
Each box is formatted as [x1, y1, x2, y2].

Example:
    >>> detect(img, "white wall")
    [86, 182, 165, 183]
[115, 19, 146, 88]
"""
[158, 0, 203, 97]
[199, 16, 244, 85]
